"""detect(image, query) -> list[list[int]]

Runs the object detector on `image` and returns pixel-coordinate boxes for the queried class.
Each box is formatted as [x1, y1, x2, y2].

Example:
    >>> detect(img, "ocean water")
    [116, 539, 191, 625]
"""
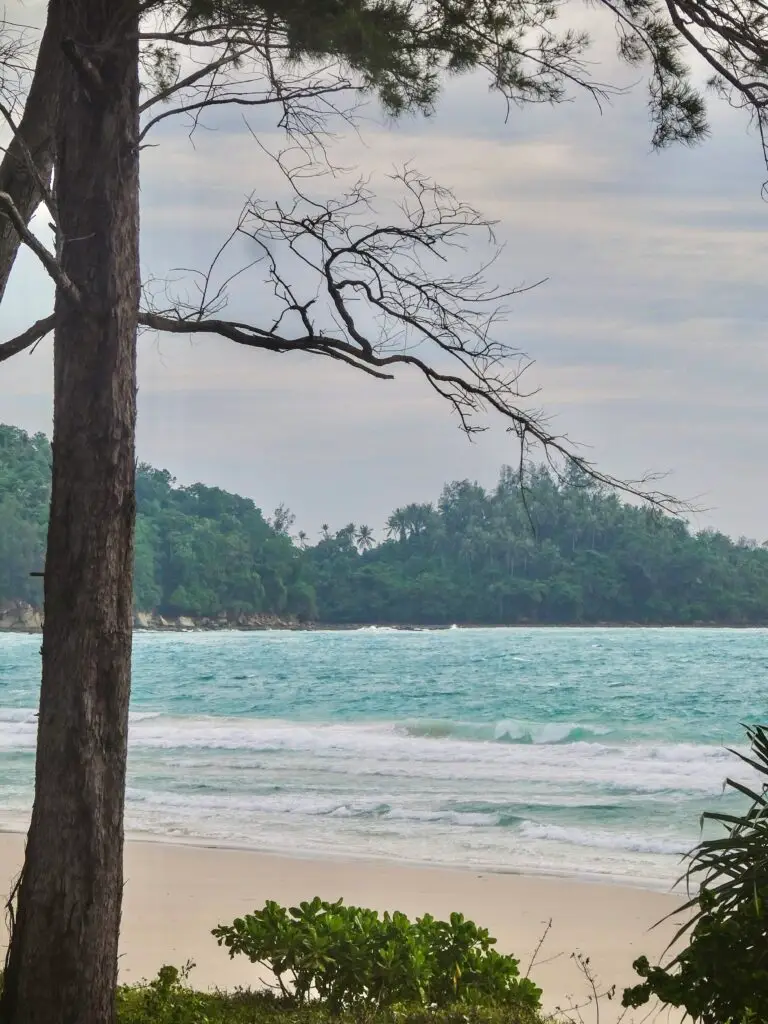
[0, 627, 766, 889]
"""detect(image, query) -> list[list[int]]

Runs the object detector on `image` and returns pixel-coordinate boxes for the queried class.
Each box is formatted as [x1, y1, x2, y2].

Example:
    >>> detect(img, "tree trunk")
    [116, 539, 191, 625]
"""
[0, 1, 140, 1022]
[0, 1, 63, 303]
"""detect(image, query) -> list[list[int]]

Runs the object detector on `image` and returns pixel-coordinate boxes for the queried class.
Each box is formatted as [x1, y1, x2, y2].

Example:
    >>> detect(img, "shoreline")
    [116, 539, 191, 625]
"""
[0, 824, 683, 896]
[122, 831, 685, 896]
[5, 619, 768, 634]
[4, 599, 768, 632]
[134, 619, 768, 631]
[0, 833, 685, 1021]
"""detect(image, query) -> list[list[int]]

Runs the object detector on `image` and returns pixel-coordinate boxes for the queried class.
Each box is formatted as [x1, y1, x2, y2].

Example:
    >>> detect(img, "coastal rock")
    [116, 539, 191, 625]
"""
[0, 604, 313, 632]
[131, 610, 305, 631]
[0, 601, 43, 631]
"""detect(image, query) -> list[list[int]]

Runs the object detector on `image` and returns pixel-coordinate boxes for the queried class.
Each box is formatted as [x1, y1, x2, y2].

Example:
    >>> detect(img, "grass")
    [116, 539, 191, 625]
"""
[115, 967, 544, 1024]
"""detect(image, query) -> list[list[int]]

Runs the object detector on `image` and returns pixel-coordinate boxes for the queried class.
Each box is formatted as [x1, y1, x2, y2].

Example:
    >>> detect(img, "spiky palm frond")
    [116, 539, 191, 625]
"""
[666, 723, 768, 955]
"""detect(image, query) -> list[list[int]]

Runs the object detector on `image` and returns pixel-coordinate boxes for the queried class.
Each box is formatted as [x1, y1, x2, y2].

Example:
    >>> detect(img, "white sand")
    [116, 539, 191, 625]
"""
[0, 833, 685, 1021]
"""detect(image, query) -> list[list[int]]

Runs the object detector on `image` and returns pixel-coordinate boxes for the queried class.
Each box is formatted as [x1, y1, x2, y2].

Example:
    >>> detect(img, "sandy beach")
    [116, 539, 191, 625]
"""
[0, 832, 685, 1021]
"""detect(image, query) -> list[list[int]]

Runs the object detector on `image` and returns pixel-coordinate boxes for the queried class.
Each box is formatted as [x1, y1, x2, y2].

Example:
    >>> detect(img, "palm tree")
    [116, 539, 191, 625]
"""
[320, 523, 331, 542]
[404, 502, 434, 537]
[386, 508, 409, 543]
[337, 523, 357, 548]
[356, 524, 375, 552]
[297, 530, 308, 549]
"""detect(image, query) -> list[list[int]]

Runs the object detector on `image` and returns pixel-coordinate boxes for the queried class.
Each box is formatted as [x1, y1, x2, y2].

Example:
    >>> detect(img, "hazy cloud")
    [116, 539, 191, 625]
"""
[2, 11, 767, 539]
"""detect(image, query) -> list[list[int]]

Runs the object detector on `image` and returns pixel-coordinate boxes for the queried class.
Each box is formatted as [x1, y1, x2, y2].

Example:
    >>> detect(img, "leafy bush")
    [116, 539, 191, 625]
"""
[623, 893, 768, 1023]
[212, 898, 541, 1014]
[116, 966, 543, 1024]
[623, 723, 768, 1023]
[117, 964, 209, 1024]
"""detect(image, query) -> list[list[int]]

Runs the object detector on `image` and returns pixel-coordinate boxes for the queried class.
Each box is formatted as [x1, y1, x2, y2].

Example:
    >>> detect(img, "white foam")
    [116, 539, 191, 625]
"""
[518, 820, 688, 856]
[0, 710, 749, 804]
[0, 708, 37, 723]
[2, 627, 762, 888]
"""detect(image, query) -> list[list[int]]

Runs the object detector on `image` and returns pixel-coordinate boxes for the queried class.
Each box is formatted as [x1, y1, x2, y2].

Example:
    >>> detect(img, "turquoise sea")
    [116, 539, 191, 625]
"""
[0, 627, 766, 888]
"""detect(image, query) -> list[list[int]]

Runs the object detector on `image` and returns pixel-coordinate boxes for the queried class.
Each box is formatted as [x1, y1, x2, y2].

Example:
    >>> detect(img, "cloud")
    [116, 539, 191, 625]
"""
[2, 6, 767, 540]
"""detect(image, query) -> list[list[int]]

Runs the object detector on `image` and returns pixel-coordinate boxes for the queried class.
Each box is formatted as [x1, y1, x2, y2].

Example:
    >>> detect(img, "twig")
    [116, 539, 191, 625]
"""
[526, 918, 553, 977]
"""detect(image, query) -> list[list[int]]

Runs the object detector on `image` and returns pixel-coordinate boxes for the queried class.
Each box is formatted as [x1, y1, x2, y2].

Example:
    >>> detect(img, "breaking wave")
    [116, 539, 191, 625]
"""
[1, 626, 764, 886]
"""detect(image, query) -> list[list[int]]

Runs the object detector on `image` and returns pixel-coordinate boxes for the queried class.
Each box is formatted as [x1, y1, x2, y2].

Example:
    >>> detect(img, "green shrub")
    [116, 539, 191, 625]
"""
[623, 892, 768, 1023]
[212, 898, 541, 1014]
[623, 723, 768, 1023]
[117, 964, 204, 1024]
[116, 966, 543, 1024]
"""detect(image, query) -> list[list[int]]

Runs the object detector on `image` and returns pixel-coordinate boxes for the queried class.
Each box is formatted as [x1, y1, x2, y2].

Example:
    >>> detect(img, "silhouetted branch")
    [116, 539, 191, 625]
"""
[0, 191, 78, 300]
[662, 0, 768, 166]
[0, 314, 55, 364]
[139, 310, 394, 380]
[138, 9, 363, 146]
[140, 156, 684, 513]
[0, 19, 34, 111]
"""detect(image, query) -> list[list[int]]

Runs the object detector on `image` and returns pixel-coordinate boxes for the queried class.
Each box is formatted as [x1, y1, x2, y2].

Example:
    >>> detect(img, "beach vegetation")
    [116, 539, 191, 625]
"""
[212, 899, 541, 1013]
[623, 723, 768, 1022]
[116, 965, 542, 1024]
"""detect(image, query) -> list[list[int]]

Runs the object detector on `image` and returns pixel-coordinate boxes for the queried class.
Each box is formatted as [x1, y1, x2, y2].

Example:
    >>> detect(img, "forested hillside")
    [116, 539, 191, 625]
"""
[2, 423, 768, 625]
[0, 425, 314, 621]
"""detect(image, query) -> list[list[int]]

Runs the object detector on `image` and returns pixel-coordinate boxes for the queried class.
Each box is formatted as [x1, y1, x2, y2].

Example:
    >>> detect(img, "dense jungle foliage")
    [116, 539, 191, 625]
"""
[3, 423, 768, 625]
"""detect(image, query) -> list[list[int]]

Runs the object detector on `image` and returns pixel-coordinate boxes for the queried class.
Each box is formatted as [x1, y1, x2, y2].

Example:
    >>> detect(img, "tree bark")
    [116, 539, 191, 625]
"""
[0, 1, 140, 1022]
[0, 1, 63, 303]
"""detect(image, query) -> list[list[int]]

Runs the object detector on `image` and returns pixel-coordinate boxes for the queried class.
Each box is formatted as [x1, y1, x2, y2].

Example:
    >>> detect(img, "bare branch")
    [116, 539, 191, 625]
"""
[139, 48, 246, 113]
[0, 191, 79, 302]
[138, 311, 394, 380]
[138, 12, 363, 148]
[141, 303, 681, 510]
[140, 157, 682, 513]
[0, 314, 55, 364]
[0, 19, 34, 109]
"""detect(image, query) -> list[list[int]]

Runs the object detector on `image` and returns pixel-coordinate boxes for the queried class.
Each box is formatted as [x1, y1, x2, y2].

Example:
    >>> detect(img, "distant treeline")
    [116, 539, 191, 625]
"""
[2, 423, 768, 625]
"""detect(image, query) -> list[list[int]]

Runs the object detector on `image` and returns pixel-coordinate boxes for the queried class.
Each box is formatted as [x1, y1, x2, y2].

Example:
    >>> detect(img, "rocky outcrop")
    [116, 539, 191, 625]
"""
[0, 603, 309, 632]
[132, 611, 308, 631]
[0, 601, 44, 631]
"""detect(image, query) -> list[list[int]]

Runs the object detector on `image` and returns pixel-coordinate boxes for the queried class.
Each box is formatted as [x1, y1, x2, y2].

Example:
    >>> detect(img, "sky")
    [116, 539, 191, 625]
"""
[2, 2, 768, 542]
